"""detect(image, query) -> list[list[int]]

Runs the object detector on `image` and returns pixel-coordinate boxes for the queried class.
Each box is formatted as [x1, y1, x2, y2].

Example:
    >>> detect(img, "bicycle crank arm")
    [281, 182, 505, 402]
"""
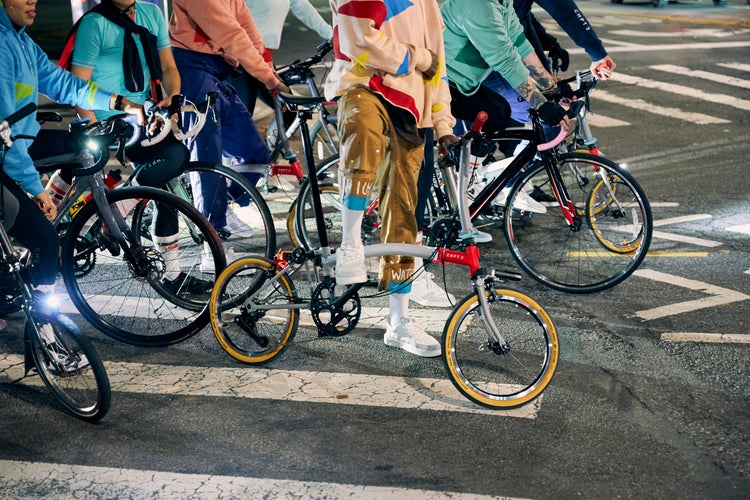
[234, 316, 269, 348]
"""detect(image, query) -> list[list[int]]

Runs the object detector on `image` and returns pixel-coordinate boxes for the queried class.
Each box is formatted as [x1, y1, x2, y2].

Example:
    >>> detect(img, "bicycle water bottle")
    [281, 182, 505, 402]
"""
[45, 172, 71, 208]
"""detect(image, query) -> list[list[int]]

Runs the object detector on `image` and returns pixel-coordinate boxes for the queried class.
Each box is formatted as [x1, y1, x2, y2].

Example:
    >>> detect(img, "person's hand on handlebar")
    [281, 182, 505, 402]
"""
[110, 94, 145, 124]
[438, 134, 460, 150]
[537, 101, 570, 129]
[591, 56, 616, 80]
[271, 80, 291, 95]
[33, 191, 57, 222]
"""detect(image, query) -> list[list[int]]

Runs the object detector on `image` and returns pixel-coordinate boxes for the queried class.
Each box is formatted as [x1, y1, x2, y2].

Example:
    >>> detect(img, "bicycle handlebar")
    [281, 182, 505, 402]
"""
[470, 111, 488, 133]
[1, 103, 38, 147]
[140, 92, 218, 147]
[537, 125, 568, 151]
[2, 103, 37, 129]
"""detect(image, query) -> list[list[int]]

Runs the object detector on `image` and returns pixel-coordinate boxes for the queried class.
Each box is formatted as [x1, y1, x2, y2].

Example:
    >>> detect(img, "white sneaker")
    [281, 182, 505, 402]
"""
[335, 244, 368, 285]
[493, 187, 547, 213]
[409, 271, 454, 308]
[201, 243, 238, 273]
[473, 229, 493, 243]
[384, 316, 441, 357]
[219, 207, 254, 240]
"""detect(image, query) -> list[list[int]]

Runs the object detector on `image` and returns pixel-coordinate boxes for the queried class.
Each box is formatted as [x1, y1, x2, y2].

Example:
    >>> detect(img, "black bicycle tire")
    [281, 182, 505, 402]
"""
[309, 115, 339, 165]
[28, 312, 111, 422]
[180, 161, 276, 260]
[503, 153, 652, 293]
[61, 186, 225, 346]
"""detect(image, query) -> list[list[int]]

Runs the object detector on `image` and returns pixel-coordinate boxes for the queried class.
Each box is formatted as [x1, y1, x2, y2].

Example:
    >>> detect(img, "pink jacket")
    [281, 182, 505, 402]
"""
[169, 0, 279, 89]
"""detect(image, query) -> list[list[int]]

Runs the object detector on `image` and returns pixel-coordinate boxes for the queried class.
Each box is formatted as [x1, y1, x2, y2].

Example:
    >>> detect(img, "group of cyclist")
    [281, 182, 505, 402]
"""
[0, 0, 615, 355]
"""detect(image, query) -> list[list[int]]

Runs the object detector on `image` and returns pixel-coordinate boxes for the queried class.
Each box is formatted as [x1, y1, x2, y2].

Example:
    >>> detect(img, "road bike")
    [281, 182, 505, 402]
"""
[117, 93, 277, 261]
[0, 104, 110, 421]
[422, 77, 653, 293]
[208, 98, 559, 410]
[33, 115, 227, 346]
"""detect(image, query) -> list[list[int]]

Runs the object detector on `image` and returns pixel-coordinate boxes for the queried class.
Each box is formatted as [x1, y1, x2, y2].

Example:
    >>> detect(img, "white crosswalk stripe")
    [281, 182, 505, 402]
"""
[0, 354, 540, 418]
[650, 64, 750, 89]
[716, 62, 750, 73]
[590, 89, 729, 125]
[612, 72, 750, 112]
[0, 460, 515, 499]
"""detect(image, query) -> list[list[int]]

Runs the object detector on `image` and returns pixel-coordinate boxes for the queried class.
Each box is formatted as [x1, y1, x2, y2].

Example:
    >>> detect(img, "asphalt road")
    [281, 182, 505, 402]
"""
[2, 1, 750, 498]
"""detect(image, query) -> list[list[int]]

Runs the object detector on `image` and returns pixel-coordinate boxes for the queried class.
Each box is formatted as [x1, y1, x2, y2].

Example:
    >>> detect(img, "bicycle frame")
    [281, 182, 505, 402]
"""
[238, 103, 519, 347]
[453, 123, 579, 229]
[35, 148, 134, 249]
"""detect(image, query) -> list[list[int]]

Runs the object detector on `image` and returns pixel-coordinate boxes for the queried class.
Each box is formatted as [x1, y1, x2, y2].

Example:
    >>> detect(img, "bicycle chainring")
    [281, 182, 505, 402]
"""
[310, 279, 361, 337]
[426, 217, 461, 249]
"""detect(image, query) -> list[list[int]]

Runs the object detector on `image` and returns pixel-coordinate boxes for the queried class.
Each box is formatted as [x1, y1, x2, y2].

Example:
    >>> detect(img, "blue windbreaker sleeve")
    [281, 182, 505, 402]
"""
[35, 44, 112, 111]
[0, 50, 43, 196]
[534, 0, 608, 62]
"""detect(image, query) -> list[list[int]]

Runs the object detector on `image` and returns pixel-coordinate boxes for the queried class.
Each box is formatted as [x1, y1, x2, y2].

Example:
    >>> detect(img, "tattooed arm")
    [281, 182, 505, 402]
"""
[514, 52, 556, 110]
[517, 52, 570, 128]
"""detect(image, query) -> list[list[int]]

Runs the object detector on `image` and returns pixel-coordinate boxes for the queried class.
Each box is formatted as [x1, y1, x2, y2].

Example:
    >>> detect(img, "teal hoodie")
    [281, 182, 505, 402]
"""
[0, 4, 111, 195]
[441, 0, 534, 96]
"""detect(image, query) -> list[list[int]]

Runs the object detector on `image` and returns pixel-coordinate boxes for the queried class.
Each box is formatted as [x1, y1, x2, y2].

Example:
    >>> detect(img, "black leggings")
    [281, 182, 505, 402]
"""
[0, 171, 59, 286]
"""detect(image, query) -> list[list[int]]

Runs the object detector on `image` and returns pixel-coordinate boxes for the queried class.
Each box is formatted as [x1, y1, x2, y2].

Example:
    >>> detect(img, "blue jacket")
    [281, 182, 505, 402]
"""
[0, 5, 111, 195]
[515, 0, 608, 63]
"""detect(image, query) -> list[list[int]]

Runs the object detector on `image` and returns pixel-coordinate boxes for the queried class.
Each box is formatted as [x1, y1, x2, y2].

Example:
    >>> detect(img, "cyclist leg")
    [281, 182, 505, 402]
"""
[127, 137, 191, 281]
[174, 53, 233, 230]
[1, 172, 59, 286]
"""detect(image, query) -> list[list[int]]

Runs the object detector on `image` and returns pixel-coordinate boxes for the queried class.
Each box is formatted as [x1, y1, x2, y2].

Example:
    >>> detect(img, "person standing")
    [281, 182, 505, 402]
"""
[58, 0, 212, 293]
[168, 0, 289, 242]
[238, 0, 333, 115]
[326, 0, 458, 357]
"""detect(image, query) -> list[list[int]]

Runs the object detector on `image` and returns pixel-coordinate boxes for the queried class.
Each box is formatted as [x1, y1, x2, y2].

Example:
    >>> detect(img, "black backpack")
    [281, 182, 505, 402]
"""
[58, 1, 164, 101]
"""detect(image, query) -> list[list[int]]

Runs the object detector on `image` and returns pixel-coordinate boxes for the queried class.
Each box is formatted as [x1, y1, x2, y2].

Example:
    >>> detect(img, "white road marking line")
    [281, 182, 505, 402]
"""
[650, 64, 750, 89]
[633, 270, 749, 320]
[592, 89, 729, 125]
[652, 214, 712, 227]
[612, 28, 750, 38]
[584, 113, 630, 128]
[0, 357, 540, 418]
[717, 62, 750, 72]
[612, 72, 750, 112]
[569, 41, 750, 55]
[650, 230, 723, 248]
[0, 460, 516, 500]
[661, 332, 750, 344]
[56, 296, 197, 320]
[649, 202, 680, 208]
[727, 223, 750, 235]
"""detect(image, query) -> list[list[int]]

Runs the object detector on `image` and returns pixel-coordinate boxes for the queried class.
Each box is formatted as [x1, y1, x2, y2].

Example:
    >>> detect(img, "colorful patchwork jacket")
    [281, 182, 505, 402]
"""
[324, 0, 455, 140]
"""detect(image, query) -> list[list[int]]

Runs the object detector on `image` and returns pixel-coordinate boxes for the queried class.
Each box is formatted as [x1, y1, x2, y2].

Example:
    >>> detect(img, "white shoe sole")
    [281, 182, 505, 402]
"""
[384, 334, 441, 357]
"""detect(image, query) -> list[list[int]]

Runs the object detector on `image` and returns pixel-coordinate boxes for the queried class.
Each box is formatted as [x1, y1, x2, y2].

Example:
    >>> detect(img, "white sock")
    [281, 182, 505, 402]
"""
[341, 206, 364, 249]
[389, 293, 409, 325]
[414, 231, 424, 269]
[154, 234, 181, 280]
